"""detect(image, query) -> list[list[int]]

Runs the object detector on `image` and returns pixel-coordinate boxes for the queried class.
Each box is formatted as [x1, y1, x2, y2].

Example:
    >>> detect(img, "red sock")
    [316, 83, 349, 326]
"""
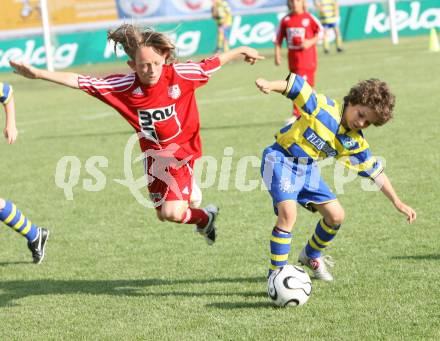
[181, 208, 209, 227]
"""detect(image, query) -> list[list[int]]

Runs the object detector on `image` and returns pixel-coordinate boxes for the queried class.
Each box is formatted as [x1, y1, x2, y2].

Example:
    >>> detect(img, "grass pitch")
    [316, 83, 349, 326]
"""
[0, 35, 439, 340]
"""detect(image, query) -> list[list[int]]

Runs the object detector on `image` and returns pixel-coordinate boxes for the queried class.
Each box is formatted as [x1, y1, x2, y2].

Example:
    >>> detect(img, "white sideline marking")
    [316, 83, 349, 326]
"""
[199, 94, 262, 104]
[81, 112, 113, 120]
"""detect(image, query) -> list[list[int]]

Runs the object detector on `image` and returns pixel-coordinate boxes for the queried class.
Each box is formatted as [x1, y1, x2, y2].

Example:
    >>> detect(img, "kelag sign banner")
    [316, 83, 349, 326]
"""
[0, 1, 439, 72]
[115, 0, 287, 19]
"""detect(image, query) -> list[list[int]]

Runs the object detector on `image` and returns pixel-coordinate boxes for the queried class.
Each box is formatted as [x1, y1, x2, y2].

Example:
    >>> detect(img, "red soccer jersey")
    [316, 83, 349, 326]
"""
[78, 56, 221, 160]
[275, 12, 321, 71]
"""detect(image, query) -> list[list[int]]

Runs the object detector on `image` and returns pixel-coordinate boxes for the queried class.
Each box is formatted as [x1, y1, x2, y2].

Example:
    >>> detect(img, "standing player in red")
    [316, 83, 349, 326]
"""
[10, 24, 263, 246]
[275, 0, 321, 121]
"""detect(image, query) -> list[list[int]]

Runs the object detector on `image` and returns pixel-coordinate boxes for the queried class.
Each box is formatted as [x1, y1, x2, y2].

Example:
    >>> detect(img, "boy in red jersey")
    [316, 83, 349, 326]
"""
[275, 0, 321, 119]
[10, 24, 263, 246]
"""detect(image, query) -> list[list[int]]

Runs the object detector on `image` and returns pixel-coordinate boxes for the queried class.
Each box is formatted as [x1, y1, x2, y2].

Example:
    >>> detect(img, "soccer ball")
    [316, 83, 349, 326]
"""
[267, 264, 312, 307]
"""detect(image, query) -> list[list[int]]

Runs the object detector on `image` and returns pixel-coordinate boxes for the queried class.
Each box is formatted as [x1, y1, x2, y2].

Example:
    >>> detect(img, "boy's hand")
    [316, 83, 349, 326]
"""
[242, 47, 265, 65]
[255, 78, 271, 94]
[4, 124, 18, 144]
[395, 200, 417, 223]
[9, 60, 41, 79]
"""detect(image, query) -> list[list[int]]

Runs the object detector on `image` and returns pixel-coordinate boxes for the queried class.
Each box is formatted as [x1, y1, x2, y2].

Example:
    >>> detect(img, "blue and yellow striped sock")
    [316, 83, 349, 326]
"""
[269, 227, 292, 277]
[0, 201, 39, 242]
[305, 218, 340, 259]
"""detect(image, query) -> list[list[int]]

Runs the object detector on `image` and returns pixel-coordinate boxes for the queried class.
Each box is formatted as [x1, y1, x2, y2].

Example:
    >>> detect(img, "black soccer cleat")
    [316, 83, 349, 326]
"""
[196, 205, 218, 245]
[27, 227, 49, 264]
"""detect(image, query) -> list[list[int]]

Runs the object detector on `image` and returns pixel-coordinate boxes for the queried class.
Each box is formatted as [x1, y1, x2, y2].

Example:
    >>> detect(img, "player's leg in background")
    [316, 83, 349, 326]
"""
[0, 197, 49, 264]
[223, 25, 231, 52]
[216, 25, 225, 53]
[323, 27, 330, 54]
[334, 26, 344, 52]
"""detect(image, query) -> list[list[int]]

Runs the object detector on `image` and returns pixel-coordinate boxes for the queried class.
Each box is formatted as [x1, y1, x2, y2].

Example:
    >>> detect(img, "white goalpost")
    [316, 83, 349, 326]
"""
[40, 0, 54, 71]
[388, 0, 399, 44]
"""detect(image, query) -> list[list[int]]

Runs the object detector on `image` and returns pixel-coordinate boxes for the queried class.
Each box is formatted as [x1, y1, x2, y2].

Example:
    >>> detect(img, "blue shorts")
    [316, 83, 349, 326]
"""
[260, 143, 336, 215]
[323, 23, 338, 29]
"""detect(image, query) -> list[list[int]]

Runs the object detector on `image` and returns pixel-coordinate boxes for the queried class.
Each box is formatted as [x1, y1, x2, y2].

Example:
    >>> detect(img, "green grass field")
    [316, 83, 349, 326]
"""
[0, 35, 439, 340]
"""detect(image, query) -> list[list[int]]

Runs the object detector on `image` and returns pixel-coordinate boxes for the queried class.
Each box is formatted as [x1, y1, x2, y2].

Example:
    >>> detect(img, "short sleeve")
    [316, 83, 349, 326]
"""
[343, 148, 384, 179]
[275, 17, 287, 45]
[173, 56, 221, 89]
[0, 82, 13, 104]
[283, 73, 318, 115]
[310, 14, 322, 35]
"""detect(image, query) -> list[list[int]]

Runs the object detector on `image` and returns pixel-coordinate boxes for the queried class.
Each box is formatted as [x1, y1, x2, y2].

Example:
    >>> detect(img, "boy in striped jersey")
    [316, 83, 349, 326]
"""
[314, 0, 343, 53]
[256, 74, 416, 281]
[212, 0, 233, 52]
[0, 82, 49, 264]
[10, 24, 263, 247]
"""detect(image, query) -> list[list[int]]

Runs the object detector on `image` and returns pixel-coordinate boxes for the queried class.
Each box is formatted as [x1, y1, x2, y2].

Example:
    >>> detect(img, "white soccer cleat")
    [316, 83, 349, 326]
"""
[298, 248, 334, 282]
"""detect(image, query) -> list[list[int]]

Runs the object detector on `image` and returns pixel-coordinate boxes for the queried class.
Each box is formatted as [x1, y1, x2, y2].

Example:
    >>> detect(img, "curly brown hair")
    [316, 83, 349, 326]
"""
[107, 24, 175, 63]
[343, 79, 395, 126]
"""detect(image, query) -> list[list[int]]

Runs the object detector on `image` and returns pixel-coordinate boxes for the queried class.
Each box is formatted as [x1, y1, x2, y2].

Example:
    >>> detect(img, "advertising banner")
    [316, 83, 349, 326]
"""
[0, 0, 118, 31]
[343, 0, 440, 40]
[1, 1, 439, 72]
[115, 0, 287, 20]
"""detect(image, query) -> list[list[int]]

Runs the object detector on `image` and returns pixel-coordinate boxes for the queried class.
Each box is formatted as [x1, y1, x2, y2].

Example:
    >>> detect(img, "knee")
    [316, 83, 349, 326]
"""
[160, 208, 185, 223]
[276, 212, 296, 231]
[155, 209, 166, 222]
[324, 208, 345, 227]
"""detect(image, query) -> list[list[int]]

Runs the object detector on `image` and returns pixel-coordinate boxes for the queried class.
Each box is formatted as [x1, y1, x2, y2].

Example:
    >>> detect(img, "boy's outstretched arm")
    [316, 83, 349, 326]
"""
[218, 46, 265, 66]
[374, 172, 417, 223]
[10, 60, 80, 89]
[255, 78, 288, 94]
[2, 92, 17, 144]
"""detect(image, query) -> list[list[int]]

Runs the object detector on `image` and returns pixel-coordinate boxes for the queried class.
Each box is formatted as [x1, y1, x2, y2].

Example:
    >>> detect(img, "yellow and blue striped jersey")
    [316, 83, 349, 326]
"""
[0, 82, 13, 104]
[275, 73, 383, 179]
[214, 0, 232, 26]
[316, 0, 338, 25]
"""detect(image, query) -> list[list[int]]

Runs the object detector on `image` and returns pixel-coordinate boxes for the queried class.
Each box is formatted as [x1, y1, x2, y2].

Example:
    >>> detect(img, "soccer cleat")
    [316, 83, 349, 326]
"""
[298, 248, 334, 282]
[196, 205, 218, 245]
[337, 47, 344, 53]
[27, 227, 49, 264]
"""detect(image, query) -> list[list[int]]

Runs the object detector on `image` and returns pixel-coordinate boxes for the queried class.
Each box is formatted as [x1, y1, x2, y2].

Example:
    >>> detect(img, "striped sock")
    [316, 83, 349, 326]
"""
[305, 218, 340, 259]
[269, 227, 292, 277]
[0, 201, 39, 242]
